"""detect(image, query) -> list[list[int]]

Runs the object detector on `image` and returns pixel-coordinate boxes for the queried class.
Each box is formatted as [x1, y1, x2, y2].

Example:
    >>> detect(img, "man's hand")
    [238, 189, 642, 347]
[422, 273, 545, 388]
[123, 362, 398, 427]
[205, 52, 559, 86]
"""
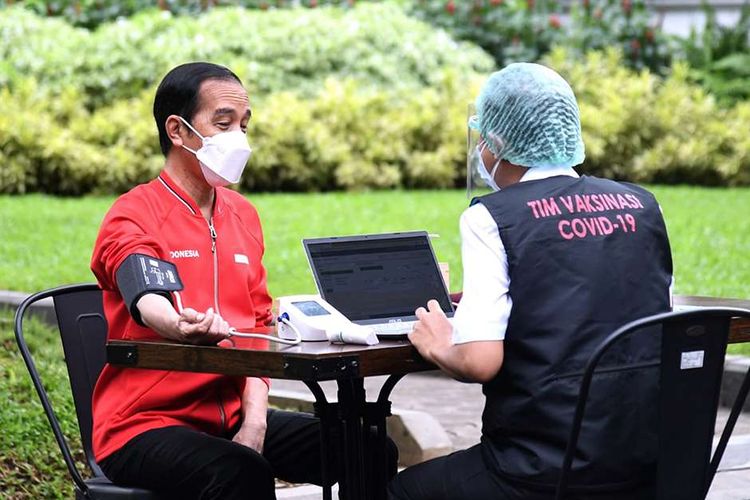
[232, 419, 267, 454]
[409, 299, 453, 364]
[136, 294, 230, 344]
[175, 307, 230, 345]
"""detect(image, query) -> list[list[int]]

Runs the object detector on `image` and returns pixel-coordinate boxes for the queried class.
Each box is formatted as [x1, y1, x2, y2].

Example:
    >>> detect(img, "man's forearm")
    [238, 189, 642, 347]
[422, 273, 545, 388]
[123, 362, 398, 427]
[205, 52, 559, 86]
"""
[241, 378, 269, 426]
[137, 293, 180, 339]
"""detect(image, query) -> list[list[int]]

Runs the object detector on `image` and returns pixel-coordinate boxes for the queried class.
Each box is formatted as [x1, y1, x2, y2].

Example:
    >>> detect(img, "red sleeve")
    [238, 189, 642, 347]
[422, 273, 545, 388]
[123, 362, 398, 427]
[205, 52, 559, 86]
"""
[91, 198, 164, 291]
[251, 260, 274, 328]
[237, 198, 274, 328]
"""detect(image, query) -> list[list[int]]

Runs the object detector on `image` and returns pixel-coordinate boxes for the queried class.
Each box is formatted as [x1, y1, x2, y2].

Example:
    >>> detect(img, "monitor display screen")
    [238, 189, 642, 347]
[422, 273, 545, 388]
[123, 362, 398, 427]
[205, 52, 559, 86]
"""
[292, 300, 331, 317]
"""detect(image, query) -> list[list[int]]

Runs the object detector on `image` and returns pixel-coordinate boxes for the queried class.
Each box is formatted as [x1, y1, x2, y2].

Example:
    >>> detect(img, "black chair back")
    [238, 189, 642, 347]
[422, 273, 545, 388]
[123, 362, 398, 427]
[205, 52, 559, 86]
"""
[657, 314, 729, 497]
[54, 285, 109, 477]
[555, 307, 750, 500]
[15, 283, 158, 499]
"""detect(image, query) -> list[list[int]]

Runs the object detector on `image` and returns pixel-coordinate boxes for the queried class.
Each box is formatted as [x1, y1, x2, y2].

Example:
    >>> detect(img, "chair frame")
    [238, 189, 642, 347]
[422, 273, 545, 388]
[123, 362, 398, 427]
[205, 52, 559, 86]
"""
[14, 283, 115, 497]
[554, 307, 750, 500]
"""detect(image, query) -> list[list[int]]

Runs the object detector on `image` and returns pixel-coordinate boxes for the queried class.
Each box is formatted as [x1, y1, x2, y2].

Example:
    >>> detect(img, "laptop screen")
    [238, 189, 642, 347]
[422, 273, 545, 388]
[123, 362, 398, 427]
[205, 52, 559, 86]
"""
[304, 233, 454, 323]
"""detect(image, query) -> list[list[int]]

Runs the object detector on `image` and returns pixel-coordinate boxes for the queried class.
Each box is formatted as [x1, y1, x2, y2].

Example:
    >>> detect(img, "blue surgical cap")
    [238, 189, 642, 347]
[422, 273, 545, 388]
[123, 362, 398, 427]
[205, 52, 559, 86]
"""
[475, 63, 585, 169]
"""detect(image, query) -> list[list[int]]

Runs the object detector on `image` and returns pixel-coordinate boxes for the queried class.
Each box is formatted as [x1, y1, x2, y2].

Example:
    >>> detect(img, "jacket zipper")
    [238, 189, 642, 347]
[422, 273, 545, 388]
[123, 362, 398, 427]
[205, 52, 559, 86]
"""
[208, 217, 225, 430]
[208, 217, 220, 315]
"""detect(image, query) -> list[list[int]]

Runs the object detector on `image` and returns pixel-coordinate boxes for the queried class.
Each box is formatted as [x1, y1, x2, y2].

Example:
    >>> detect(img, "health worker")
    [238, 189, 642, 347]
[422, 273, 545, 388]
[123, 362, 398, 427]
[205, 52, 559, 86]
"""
[390, 63, 673, 499]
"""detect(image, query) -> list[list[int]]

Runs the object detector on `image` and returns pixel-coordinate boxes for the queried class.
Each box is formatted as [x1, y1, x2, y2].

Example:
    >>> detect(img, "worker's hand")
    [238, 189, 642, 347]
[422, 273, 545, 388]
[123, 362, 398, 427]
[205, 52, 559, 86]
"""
[232, 419, 267, 454]
[175, 307, 230, 345]
[409, 299, 453, 363]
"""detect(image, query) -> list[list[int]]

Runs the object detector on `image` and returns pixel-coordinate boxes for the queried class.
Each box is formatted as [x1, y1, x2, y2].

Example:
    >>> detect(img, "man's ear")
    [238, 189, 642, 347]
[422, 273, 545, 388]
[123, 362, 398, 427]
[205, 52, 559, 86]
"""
[165, 115, 187, 149]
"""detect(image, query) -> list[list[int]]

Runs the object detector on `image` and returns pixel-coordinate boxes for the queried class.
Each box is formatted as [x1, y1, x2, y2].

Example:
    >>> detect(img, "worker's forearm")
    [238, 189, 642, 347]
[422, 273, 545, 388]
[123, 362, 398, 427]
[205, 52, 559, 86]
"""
[430, 341, 504, 383]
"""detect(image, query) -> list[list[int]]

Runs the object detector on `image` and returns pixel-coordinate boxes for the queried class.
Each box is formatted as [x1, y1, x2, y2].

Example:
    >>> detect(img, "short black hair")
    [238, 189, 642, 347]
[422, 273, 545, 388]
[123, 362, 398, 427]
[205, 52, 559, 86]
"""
[153, 62, 243, 156]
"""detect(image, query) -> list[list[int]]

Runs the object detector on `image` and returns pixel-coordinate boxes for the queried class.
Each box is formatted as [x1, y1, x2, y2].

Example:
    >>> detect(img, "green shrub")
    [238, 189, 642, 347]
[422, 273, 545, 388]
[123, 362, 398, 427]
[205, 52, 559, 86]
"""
[678, 1, 750, 105]
[0, 80, 107, 195]
[407, 0, 564, 67]
[406, 0, 673, 73]
[246, 71, 478, 192]
[0, 4, 494, 106]
[0, 71, 480, 195]
[3, 0, 385, 29]
[546, 47, 750, 186]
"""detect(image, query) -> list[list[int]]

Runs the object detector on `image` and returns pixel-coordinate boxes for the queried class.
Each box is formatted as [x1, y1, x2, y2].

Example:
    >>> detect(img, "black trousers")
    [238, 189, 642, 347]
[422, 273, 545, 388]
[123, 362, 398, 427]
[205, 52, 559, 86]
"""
[101, 409, 397, 500]
[388, 443, 655, 500]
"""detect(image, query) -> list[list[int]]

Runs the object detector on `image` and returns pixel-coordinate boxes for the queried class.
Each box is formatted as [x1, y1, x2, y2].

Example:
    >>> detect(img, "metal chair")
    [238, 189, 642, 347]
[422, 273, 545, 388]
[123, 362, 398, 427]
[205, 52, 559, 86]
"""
[14, 283, 158, 499]
[555, 307, 750, 500]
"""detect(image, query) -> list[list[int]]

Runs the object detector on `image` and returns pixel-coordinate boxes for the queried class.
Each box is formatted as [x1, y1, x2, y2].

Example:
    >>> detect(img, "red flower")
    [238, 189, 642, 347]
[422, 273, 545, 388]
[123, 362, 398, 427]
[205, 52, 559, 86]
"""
[445, 0, 456, 14]
[309, 0, 318, 7]
[548, 14, 561, 29]
[490, 0, 503, 5]
[527, 0, 535, 9]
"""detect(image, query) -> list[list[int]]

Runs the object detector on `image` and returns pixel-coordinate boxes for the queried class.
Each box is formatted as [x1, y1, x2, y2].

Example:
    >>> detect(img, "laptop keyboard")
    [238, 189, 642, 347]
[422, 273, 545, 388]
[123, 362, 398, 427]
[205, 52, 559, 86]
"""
[370, 321, 416, 335]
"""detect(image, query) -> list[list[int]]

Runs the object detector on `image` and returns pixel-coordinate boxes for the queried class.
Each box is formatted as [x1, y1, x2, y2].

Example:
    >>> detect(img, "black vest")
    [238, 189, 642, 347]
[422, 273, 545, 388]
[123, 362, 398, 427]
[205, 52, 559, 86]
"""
[475, 175, 672, 491]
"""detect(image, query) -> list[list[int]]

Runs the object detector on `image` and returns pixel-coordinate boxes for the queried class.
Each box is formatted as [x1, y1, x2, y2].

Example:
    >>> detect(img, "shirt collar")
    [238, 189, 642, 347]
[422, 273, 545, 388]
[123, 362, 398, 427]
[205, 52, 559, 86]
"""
[520, 166, 580, 183]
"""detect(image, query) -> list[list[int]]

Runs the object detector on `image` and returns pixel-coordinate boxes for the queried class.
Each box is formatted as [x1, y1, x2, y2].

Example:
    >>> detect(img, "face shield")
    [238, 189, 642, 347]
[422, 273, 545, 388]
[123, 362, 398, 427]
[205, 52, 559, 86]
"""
[466, 105, 492, 200]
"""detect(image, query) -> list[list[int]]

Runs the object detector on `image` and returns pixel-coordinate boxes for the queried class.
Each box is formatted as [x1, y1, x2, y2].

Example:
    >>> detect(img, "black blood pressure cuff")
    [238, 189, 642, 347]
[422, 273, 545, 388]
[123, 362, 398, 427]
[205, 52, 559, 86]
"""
[115, 254, 184, 326]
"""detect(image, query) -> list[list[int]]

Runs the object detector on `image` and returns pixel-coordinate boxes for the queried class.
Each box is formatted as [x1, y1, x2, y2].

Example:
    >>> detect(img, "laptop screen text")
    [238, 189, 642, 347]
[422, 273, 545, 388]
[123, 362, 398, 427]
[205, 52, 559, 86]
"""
[307, 236, 452, 322]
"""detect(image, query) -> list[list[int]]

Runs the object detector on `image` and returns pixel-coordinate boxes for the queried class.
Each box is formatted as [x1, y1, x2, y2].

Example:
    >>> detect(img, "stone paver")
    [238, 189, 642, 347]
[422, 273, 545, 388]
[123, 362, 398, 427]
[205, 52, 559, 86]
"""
[272, 370, 750, 498]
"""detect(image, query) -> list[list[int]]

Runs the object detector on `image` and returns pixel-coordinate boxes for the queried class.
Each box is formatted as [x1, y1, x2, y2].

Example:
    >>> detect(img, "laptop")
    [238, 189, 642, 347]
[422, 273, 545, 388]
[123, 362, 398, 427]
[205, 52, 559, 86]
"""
[303, 231, 455, 338]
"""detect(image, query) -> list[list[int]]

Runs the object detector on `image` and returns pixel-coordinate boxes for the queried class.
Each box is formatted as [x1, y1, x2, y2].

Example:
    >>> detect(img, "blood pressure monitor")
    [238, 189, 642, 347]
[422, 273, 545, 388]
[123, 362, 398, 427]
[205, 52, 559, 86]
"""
[277, 295, 378, 345]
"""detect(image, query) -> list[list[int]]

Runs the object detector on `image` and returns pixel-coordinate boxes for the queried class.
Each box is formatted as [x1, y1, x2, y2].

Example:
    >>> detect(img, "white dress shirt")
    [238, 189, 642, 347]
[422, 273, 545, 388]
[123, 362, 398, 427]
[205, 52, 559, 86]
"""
[452, 166, 580, 344]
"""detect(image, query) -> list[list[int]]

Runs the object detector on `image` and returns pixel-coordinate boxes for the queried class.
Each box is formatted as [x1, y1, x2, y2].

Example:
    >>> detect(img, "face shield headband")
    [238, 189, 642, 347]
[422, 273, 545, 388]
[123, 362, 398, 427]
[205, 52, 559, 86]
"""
[466, 107, 501, 199]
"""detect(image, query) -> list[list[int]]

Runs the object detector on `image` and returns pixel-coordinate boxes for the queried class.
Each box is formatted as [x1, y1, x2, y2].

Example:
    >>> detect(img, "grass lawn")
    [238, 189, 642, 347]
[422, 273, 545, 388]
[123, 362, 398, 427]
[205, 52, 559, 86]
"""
[1, 187, 749, 298]
[1, 186, 749, 498]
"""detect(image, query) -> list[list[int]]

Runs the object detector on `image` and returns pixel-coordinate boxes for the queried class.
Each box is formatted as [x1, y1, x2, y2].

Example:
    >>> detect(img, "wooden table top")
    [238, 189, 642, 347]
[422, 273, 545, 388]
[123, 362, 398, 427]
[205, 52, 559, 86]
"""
[107, 295, 750, 380]
[107, 328, 434, 380]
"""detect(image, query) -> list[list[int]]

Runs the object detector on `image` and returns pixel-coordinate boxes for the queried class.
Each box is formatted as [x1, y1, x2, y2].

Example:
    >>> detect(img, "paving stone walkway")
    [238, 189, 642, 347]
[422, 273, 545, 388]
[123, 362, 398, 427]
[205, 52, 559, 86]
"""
[272, 371, 750, 499]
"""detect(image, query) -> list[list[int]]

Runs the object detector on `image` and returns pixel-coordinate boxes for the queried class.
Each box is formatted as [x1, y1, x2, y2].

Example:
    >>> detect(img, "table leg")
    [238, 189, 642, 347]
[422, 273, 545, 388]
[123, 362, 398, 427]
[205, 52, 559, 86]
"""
[371, 374, 404, 500]
[305, 374, 405, 500]
[337, 377, 368, 500]
[304, 381, 334, 500]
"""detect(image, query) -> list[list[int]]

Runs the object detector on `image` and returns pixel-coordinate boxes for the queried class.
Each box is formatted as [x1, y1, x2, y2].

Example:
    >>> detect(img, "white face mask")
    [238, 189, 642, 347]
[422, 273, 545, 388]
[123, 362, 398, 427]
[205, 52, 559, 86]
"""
[179, 117, 252, 187]
[472, 144, 501, 192]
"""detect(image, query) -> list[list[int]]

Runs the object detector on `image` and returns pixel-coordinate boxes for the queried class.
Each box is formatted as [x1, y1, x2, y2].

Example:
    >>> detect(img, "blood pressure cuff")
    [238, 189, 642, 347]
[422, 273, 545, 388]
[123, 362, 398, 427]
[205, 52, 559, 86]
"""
[115, 253, 184, 326]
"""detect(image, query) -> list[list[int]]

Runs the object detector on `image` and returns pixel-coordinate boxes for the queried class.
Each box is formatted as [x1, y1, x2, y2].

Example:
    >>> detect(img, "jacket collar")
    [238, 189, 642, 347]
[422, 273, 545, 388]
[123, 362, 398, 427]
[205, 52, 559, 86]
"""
[157, 171, 223, 217]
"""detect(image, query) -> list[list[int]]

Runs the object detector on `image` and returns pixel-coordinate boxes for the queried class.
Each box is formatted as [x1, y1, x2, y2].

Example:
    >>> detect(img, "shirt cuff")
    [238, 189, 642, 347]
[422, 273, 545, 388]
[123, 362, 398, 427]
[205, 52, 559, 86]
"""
[451, 319, 507, 345]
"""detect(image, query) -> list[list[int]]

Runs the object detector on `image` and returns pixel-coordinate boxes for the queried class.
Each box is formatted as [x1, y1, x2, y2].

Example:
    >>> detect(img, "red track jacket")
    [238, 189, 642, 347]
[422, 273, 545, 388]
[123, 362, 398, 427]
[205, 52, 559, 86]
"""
[90, 172, 273, 461]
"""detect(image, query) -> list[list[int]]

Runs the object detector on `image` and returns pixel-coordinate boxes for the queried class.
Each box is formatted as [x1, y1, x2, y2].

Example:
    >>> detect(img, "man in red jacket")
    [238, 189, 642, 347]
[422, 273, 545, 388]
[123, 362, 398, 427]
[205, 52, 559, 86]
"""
[91, 62, 384, 499]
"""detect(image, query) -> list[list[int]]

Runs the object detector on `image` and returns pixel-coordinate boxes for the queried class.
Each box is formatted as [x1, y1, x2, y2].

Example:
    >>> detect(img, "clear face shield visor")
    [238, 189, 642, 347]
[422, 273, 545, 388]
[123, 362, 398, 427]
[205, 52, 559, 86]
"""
[466, 105, 491, 200]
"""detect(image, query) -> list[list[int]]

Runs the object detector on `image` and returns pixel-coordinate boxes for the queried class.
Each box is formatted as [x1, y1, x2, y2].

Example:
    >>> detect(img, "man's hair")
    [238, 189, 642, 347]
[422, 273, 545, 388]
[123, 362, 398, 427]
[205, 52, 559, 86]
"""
[153, 62, 243, 156]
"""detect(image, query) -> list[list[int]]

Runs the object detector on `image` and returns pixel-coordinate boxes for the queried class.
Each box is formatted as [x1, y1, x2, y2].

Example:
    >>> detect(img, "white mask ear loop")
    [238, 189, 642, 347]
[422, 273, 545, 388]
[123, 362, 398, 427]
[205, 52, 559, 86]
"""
[489, 159, 501, 182]
[172, 291, 301, 346]
[178, 116, 205, 155]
